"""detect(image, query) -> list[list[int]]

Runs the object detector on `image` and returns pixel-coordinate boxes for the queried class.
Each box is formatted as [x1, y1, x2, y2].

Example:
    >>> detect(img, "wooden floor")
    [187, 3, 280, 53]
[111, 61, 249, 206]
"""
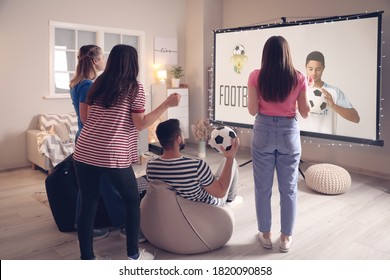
[1, 143, 389, 260]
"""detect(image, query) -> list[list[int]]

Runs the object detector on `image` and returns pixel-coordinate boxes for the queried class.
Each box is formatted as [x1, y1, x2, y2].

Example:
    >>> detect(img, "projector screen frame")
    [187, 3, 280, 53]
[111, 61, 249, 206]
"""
[212, 11, 384, 147]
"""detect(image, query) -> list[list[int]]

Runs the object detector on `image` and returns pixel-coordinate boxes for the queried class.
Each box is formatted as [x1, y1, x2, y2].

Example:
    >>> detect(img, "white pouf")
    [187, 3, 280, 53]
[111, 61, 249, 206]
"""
[305, 164, 351, 195]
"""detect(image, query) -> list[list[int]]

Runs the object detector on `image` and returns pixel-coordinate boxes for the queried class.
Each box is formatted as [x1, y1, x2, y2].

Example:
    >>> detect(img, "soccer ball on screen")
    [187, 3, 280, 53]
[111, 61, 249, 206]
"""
[232, 44, 245, 55]
[308, 88, 327, 114]
[208, 126, 237, 154]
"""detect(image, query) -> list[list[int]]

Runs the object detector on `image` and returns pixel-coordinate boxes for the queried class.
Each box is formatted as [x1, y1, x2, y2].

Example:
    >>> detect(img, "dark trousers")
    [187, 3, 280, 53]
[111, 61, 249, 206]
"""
[75, 174, 126, 229]
[73, 160, 140, 260]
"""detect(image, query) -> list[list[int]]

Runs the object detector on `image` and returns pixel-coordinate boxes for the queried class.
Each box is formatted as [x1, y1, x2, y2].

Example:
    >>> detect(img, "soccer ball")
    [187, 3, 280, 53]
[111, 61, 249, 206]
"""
[208, 126, 237, 154]
[232, 44, 245, 55]
[308, 88, 327, 114]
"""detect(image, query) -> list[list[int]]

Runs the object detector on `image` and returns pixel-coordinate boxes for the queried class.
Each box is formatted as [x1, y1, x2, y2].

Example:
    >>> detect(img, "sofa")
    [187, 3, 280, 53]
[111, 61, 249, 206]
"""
[27, 113, 78, 172]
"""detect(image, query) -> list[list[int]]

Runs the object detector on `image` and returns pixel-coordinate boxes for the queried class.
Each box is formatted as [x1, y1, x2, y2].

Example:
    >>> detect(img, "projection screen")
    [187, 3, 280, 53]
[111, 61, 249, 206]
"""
[213, 11, 384, 146]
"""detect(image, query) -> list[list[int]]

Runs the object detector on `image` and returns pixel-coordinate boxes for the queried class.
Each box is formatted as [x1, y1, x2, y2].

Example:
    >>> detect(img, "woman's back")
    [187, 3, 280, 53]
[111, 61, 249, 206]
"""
[247, 36, 310, 118]
[248, 69, 306, 117]
[74, 84, 145, 168]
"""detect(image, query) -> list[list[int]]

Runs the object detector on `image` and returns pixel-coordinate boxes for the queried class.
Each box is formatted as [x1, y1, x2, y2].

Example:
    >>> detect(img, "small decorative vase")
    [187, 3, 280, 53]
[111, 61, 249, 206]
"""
[171, 78, 180, 88]
[198, 140, 206, 158]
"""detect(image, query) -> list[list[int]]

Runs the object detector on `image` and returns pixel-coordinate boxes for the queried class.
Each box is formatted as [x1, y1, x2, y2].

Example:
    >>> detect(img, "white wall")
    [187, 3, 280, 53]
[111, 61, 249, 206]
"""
[185, 0, 223, 128]
[221, 0, 390, 177]
[186, 0, 207, 125]
[0, 0, 186, 170]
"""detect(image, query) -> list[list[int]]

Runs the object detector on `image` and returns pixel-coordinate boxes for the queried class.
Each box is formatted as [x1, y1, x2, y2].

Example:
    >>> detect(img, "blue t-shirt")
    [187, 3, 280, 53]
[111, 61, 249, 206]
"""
[70, 80, 93, 139]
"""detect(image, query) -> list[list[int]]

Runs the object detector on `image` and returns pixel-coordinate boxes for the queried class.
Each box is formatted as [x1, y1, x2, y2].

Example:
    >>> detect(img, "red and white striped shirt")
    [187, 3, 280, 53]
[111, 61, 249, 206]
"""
[73, 83, 146, 168]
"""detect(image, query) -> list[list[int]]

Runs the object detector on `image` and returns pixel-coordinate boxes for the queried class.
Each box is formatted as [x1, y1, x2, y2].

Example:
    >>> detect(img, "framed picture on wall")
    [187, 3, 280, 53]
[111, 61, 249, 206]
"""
[154, 37, 178, 65]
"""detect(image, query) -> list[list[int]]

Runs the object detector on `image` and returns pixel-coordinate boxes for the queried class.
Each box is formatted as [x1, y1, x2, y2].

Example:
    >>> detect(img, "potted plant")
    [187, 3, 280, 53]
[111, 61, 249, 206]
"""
[191, 119, 212, 158]
[169, 65, 184, 88]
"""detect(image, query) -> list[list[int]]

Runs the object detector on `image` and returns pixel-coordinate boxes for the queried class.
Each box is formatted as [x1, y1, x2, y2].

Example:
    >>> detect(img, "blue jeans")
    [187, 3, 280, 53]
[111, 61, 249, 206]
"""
[251, 114, 301, 236]
[73, 160, 140, 260]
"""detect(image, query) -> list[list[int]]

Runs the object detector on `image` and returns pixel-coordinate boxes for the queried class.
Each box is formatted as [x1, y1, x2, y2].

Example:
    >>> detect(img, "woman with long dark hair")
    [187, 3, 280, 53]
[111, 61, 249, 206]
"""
[73, 44, 180, 260]
[247, 36, 310, 253]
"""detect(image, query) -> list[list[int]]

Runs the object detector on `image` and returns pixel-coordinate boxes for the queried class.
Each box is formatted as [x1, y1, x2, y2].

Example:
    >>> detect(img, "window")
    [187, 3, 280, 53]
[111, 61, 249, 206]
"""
[48, 21, 145, 98]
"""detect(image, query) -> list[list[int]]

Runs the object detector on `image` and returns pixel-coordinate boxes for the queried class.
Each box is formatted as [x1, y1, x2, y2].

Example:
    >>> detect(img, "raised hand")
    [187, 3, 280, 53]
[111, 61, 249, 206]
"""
[165, 92, 181, 107]
[220, 137, 240, 159]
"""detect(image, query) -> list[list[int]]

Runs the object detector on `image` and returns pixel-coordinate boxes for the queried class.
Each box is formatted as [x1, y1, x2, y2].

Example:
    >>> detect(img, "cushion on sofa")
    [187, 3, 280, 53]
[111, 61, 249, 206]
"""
[35, 113, 77, 167]
[49, 122, 71, 143]
[39, 113, 78, 141]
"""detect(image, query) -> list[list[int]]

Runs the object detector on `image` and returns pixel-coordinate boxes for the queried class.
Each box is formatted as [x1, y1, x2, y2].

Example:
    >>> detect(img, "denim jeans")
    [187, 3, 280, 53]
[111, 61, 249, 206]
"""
[73, 160, 140, 260]
[251, 113, 301, 236]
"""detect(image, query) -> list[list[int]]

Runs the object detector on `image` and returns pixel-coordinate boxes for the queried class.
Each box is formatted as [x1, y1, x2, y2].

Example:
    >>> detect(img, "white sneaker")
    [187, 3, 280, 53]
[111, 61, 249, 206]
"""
[258, 232, 273, 249]
[279, 236, 292, 253]
[128, 249, 155, 260]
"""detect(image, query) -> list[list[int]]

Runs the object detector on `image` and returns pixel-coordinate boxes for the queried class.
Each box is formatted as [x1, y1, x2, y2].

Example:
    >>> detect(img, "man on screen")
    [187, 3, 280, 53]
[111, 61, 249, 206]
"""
[305, 51, 360, 125]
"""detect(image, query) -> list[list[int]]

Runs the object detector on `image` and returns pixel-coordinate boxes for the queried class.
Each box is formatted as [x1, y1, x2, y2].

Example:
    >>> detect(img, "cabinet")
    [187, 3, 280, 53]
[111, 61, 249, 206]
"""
[151, 84, 189, 138]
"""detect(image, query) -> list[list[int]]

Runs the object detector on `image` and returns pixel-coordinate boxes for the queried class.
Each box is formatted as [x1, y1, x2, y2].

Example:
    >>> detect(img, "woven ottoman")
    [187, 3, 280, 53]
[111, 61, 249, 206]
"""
[305, 164, 351, 195]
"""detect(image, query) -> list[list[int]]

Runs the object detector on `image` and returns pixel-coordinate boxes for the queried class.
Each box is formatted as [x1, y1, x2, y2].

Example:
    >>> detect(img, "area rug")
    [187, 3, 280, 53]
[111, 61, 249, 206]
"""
[32, 191, 49, 207]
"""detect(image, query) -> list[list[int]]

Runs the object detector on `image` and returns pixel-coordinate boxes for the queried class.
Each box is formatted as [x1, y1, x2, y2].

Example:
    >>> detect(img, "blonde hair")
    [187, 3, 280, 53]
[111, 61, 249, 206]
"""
[69, 45, 102, 88]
